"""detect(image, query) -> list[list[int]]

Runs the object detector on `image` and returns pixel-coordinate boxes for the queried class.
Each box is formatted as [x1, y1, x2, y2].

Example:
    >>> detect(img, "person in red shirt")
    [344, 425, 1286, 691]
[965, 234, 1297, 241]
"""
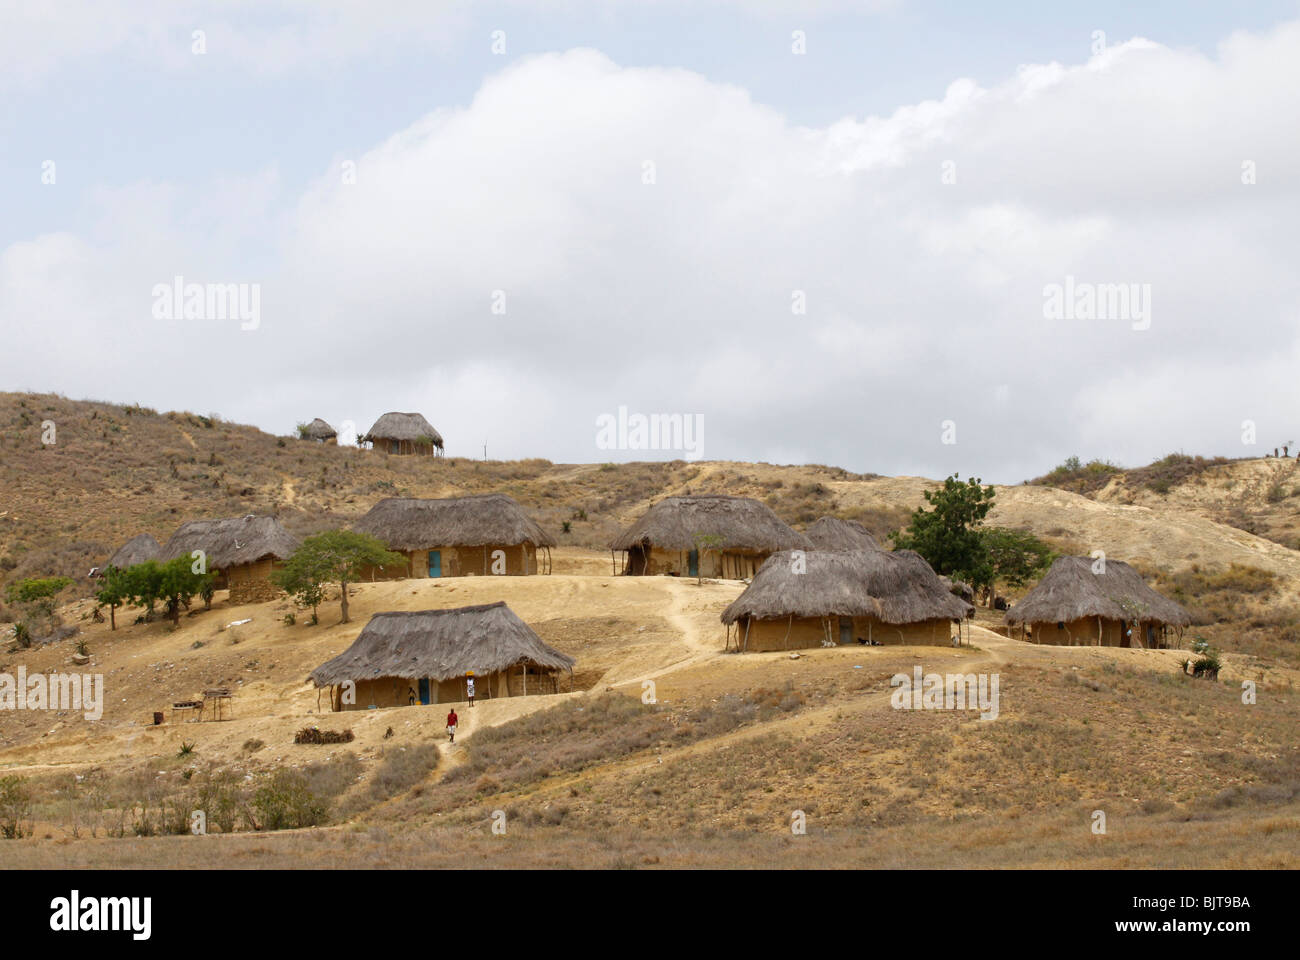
[446, 708, 458, 743]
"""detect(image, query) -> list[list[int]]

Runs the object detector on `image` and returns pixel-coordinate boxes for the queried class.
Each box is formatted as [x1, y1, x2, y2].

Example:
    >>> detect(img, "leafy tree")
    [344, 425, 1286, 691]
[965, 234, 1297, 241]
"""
[4, 577, 72, 619]
[891, 475, 997, 591]
[123, 560, 164, 620]
[273, 557, 328, 624]
[157, 557, 215, 626]
[125, 558, 213, 627]
[4, 576, 73, 640]
[273, 531, 406, 624]
[94, 565, 133, 630]
[981, 527, 1054, 596]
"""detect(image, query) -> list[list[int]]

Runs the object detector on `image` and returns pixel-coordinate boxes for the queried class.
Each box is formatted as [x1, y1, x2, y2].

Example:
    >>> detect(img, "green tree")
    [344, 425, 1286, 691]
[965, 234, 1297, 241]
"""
[273, 530, 406, 624]
[891, 475, 997, 590]
[125, 558, 213, 627]
[94, 565, 133, 630]
[981, 527, 1054, 596]
[123, 560, 164, 620]
[4, 576, 73, 640]
[4, 577, 72, 619]
[157, 556, 215, 626]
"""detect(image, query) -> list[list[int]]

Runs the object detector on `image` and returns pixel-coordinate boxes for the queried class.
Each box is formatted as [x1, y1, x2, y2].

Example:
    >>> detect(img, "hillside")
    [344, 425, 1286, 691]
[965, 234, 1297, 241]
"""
[7, 392, 1300, 594]
[0, 392, 1298, 868]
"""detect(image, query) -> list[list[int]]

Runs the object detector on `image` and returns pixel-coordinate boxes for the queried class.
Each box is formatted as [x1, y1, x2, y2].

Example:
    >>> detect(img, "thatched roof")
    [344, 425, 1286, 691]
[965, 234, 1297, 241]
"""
[805, 516, 881, 552]
[106, 534, 161, 569]
[610, 495, 811, 552]
[302, 418, 336, 440]
[361, 412, 443, 449]
[1005, 556, 1191, 626]
[309, 601, 575, 687]
[353, 494, 556, 550]
[721, 549, 972, 624]
[159, 515, 300, 570]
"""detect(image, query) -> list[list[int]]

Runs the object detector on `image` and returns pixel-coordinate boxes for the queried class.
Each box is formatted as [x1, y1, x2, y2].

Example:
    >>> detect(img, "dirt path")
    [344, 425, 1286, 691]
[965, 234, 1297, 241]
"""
[604, 578, 731, 692]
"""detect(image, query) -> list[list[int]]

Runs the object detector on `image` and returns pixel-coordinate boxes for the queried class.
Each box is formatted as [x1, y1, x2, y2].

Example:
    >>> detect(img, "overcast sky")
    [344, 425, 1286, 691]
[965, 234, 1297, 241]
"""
[3, 1, 1300, 482]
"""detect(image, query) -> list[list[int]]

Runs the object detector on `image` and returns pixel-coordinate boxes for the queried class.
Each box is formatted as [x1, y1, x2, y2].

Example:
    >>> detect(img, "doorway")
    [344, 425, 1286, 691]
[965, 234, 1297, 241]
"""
[428, 550, 441, 578]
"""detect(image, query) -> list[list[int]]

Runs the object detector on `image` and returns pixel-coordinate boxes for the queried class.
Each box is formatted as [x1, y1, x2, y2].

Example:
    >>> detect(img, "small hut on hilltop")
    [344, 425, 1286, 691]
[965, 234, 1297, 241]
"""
[1005, 556, 1191, 648]
[610, 495, 811, 579]
[721, 549, 972, 651]
[353, 494, 555, 577]
[805, 516, 881, 552]
[159, 515, 300, 603]
[361, 412, 443, 456]
[309, 602, 576, 710]
[301, 418, 337, 443]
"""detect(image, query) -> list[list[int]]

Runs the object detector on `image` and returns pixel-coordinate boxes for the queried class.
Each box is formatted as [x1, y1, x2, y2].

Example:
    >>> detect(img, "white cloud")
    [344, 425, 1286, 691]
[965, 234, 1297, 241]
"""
[5, 26, 1300, 479]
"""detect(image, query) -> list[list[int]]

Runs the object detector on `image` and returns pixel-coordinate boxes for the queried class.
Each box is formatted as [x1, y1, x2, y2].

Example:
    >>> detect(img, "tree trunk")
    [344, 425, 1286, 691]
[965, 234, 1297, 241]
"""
[110, 604, 116, 630]
[340, 578, 350, 623]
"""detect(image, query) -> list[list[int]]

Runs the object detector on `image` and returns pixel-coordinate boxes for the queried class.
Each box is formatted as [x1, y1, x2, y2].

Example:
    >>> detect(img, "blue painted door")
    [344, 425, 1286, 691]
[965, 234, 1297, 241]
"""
[418, 678, 430, 705]
[687, 549, 699, 577]
[428, 550, 441, 578]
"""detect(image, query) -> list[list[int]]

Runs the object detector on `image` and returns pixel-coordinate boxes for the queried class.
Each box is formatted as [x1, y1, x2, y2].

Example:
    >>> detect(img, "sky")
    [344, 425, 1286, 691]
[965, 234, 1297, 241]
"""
[3, 0, 1300, 482]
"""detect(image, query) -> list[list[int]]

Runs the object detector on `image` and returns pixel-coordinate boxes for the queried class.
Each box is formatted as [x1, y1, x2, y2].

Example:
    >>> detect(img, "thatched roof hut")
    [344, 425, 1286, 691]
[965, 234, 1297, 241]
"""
[609, 495, 811, 578]
[159, 515, 300, 570]
[353, 494, 555, 551]
[722, 549, 972, 626]
[805, 516, 881, 552]
[309, 602, 575, 707]
[361, 412, 443, 454]
[1005, 556, 1191, 628]
[106, 533, 162, 569]
[610, 495, 811, 552]
[301, 418, 337, 441]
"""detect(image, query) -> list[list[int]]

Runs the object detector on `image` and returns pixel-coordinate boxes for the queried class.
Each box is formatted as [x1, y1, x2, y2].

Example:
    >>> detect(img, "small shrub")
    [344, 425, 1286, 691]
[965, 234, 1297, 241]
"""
[251, 770, 328, 831]
[0, 776, 32, 839]
[294, 727, 354, 745]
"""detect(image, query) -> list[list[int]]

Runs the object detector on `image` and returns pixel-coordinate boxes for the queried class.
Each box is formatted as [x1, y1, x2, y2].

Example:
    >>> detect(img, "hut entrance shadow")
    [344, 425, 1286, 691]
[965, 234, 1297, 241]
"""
[627, 545, 649, 576]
